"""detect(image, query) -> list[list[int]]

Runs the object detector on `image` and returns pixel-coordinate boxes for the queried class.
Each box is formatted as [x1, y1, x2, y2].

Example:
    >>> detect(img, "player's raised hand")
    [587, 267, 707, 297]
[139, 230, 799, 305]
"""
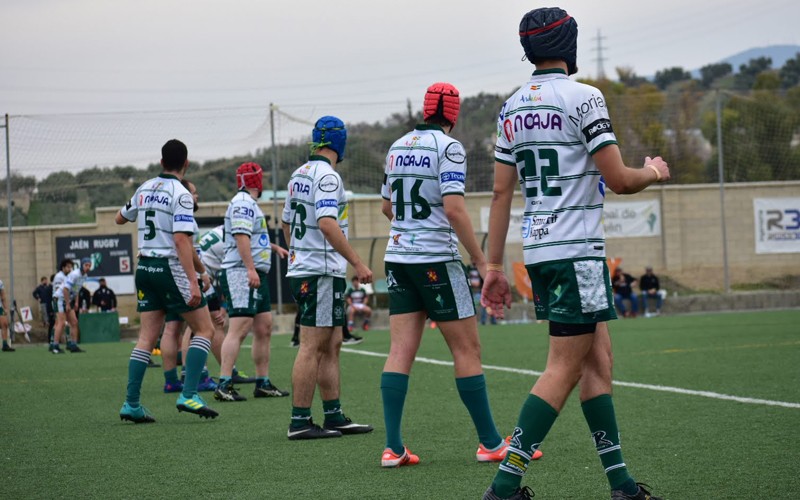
[481, 271, 512, 319]
[644, 156, 670, 183]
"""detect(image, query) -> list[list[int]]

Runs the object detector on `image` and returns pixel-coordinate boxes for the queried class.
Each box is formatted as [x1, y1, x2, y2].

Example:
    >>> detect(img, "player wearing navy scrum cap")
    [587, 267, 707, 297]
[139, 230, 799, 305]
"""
[482, 7, 669, 500]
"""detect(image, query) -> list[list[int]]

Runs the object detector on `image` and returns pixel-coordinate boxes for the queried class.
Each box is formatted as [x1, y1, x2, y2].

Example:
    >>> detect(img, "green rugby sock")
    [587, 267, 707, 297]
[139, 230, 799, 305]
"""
[456, 374, 503, 449]
[256, 377, 270, 388]
[164, 367, 179, 384]
[181, 337, 210, 398]
[581, 394, 637, 494]
[125, 348, 151, 406]
[381, 372, 409, 455]
[493, 394, 558, 498]
[323, 398, 346, 424]
[291, 406, 312, 429]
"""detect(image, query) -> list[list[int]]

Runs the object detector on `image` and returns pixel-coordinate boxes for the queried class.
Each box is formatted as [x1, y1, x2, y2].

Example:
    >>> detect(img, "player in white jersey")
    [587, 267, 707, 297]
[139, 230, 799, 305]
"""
[0, 278, 12, 352]
[481, 9, 669, 500]
[282, 116, 373, 440]
[198, 225, 225, 281]
[213, 162, 289, 402]
[379, 83, 510, 469]
[62, 257, 91, 352]
[115, 139, 219, 423]
[160, 179, 219, 394]
[50, 258, 85, 354]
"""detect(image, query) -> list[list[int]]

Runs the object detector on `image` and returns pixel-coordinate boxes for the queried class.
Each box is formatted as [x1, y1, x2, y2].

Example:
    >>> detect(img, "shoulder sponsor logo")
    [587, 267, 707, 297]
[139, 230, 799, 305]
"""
[444, 142, 466, 164]
[316, 199, 338, 209]
[178, 193, 194, 210]
[568, 93, 607, 127]
[258, 234, 269, 247]
[318, 174, 340, 193]
[582, 118, 614, 142]
[174, 214, 194, 223]
[440, 171, 465, 183]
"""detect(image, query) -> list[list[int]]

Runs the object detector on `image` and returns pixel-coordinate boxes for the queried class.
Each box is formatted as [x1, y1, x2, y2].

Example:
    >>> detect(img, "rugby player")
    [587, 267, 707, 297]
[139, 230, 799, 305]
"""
[0, 278, 13, 352]
[379, 83, 512, 468]
[116, 139, 219, 423]
[50, 257, 89, 353]
[345, 275, 371, 339]
[282, 116, 373, 439]
[213, 162, 289, 402]
[481, 8, 668, 500]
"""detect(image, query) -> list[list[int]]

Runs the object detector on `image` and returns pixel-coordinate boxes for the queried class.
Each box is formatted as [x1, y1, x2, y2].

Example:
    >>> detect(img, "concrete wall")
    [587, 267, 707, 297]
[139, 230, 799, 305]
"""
[1, 181, 798, 324]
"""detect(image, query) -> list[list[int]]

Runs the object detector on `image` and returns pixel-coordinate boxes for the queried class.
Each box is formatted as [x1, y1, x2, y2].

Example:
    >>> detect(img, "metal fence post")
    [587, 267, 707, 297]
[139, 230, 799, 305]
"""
[715, 91, 731, 293]
[3, 114, 16, 331]
[270, 104, 283, 314]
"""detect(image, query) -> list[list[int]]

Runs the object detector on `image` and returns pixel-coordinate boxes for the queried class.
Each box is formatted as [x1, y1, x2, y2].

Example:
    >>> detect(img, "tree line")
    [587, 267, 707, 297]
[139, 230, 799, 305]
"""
[2, 53, 799, 227]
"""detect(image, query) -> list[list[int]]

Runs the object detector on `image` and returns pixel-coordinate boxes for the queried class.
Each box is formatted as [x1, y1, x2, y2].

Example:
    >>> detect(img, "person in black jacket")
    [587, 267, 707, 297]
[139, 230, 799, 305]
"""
[92, 278, 117, 312]
[639, 266, 662, 317]
[32, 276, 52, 328]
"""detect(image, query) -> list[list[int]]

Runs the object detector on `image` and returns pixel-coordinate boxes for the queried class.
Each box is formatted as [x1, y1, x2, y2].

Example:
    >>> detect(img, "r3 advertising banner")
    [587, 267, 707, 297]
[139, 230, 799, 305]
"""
[55, 234, 135, 294]
[753, 198, 800, 254]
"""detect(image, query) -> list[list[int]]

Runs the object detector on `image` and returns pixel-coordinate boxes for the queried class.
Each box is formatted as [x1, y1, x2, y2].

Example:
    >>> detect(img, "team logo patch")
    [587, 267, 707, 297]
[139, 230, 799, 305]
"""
[392, 234, 402, 246]
[178, 193, 194, 210]
[386, 271, 398, 288]
[582, 118, 614, 142]
[290, 251, 296, 264]
[174, 214, 193, 222]
[318, 174, 340, 193]
[592, 431, 614, 449]
[137, 290, 145, 300]
[444, 142, 466, 164]
[440, 171, 465, 183]
[426, 268, 439, 283]
[299, 281, 309, 296]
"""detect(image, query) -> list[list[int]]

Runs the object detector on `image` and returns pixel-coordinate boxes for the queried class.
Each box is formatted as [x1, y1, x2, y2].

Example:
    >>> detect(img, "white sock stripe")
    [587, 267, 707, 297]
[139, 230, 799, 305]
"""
[598, 445, 621, 455]
[508, 447, 532, 461]
[130, 350, 151, 363]
[189, 337, 211, 352]
[498, 464, 525, 477]
[604, 462, 627, 473]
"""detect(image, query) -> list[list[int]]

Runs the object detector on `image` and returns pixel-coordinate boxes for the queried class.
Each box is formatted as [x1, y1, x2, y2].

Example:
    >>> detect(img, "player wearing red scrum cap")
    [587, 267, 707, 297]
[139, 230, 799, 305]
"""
[377, 83, 525, 468]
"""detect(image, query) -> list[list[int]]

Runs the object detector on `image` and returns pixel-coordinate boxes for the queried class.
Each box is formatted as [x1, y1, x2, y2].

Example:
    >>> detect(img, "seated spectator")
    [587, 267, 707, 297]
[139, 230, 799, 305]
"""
[92, 278, 117, 312]
[612, 267, 638, 318]
[639, 266, 663, 317]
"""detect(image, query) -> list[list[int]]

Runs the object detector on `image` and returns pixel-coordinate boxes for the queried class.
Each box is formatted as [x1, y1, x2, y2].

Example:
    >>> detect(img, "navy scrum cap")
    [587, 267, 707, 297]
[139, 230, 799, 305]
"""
[519, 7, 578, 75]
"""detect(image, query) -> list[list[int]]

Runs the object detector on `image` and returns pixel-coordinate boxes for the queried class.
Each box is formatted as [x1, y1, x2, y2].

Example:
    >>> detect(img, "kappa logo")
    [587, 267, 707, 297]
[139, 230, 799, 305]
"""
[386, 270, 398, 288]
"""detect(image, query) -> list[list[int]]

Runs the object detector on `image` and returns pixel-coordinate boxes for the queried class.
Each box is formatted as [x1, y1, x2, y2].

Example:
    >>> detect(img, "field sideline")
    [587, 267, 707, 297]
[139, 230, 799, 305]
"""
[2, 310, 798, 499]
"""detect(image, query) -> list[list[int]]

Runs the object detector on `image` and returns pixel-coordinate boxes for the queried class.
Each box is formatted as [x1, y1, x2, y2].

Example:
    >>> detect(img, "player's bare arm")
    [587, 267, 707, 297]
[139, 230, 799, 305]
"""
[381, 198, 393, 221]
[442, 193, 486, 277]
[234, 233, 259, 288]
[281, 222, 291, 251]
[318, 216, 372, 284]
[114, 211, 131, 225]
[175, 232, 201, 307]
[592, 144, 670, 194]
[481, 161, 518, 317]
[270, 243, 289, 259]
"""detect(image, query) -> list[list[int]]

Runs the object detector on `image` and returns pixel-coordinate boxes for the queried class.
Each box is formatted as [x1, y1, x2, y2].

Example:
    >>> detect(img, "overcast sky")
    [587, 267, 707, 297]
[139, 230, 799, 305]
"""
[2, 0, 798, 117]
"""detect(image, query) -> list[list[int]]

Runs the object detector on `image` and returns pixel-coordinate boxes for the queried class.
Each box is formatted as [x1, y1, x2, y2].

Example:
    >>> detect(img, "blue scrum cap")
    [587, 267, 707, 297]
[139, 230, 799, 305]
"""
[311, 116, 347, 162]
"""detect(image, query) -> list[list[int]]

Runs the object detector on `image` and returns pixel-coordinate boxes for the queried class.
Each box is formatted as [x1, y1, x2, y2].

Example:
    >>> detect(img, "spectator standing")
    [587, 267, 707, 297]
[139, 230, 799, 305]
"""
[612, 267, 638, 318]
[92, 278, 117, 312]
[639, 266, 662, 317]
[33, 276, 52, 328]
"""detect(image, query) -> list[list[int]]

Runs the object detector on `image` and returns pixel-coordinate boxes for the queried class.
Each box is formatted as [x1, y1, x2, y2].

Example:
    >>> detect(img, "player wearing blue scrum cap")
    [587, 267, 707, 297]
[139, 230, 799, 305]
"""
[281, 116, 374, 440]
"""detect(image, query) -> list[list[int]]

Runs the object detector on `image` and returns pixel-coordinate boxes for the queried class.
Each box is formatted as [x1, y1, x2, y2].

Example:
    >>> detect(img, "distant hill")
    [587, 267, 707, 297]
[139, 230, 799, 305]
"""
[689, 44, 800, 77]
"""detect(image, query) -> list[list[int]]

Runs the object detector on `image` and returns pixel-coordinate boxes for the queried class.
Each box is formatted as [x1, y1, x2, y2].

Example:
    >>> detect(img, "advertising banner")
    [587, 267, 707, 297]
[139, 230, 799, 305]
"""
[753, 198, 800, 254]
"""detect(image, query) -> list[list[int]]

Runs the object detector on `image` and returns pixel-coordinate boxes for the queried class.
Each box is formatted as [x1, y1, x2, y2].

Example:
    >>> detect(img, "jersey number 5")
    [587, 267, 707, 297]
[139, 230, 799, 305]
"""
[144, 210, 156, 241]
[516, 148, 562, 198]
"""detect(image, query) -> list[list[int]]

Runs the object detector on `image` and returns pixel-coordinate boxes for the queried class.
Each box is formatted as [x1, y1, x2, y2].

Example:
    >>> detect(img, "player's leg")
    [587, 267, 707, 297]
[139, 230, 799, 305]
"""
[252, 311, 289, 398]
[578, 323, 649, 498]
[161, 317, 184, 393]
[490, 260, 615, 498]
[52, 297, 67, 353]
[176, 305, 218, 417]
[0, 312, 13, 352]
[215, 315, 252, 401]
[66, 309, 84, 352]
[287, 276, 342, 440]
[119, 309, 164, 423]
[362, 305, 372, 330]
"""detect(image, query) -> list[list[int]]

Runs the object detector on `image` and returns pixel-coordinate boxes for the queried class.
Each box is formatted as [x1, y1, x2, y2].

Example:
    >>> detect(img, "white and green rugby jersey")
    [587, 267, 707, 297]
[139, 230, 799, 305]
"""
[198, 225, 225, 279]
[381, 124, 467, 264]
[222, 191, 272, 273]
[120, 173, 196, 260]
[64, 269, 88, 298]
[52, 271, 68, 299]
[495, 68, 618, 265]
[282, 155, 348, 278]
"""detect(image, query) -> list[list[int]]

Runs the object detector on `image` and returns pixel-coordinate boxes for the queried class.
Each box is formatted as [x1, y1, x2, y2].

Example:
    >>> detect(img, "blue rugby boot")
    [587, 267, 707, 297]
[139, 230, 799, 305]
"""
[119, 402, 156, 424]
[176, 393, 219, 419]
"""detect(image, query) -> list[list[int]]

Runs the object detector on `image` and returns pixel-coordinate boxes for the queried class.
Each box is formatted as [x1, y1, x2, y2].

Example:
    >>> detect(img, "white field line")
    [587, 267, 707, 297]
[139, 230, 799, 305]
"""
[341, 348, 800, 410]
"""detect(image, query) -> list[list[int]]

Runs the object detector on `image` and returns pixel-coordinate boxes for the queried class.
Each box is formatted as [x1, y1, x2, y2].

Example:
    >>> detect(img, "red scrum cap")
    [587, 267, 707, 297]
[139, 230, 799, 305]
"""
[236, 162, 263, 192]
[423, 82, 460, 126]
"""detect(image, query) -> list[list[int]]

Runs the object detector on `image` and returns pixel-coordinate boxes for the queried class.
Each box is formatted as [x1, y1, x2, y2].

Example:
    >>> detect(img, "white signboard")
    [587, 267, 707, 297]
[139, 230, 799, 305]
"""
[603, 200, 661, 239]
[481, 200, 662, 241]
[753, 198, 800, 254]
